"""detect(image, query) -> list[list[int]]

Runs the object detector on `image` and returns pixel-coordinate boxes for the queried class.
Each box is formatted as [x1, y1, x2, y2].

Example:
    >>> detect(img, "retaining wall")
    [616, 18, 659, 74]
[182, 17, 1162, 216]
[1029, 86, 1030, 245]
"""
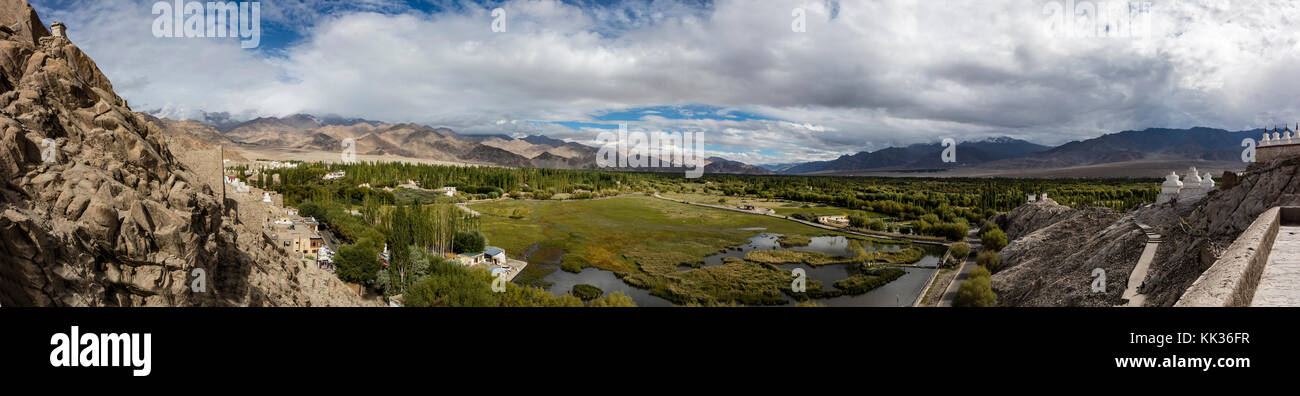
[1175, 207, 1281, 306]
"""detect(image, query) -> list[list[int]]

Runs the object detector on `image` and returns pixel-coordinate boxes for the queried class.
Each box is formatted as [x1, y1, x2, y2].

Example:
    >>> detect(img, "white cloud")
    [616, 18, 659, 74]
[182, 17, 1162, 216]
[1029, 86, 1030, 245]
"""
[33, 0, 1300, 165]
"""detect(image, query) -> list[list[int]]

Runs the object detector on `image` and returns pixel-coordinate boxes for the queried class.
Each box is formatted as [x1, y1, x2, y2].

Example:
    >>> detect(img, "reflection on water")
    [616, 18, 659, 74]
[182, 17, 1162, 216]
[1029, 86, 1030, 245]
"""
[700, 233, 943, 306]
[541, 267, 673, 307]
[526, 233, 944, 307]
[698, 233, 903, 268]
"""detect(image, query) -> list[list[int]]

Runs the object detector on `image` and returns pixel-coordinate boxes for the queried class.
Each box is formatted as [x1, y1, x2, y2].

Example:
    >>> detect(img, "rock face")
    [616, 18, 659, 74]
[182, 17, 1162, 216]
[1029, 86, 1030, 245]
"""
[0, 0, 371, 306]
[1141, 157, 1300, 306]
[993, 198, 1076, 241]
[991, 200, 1145, 306]
[991, 157, 1300, 306]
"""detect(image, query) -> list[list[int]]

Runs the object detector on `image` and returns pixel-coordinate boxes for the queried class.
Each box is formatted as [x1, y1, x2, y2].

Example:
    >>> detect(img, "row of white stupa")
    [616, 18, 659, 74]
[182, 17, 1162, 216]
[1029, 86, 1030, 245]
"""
[1156, 166, 1216, 205]
[1259, 124, 1299, 146]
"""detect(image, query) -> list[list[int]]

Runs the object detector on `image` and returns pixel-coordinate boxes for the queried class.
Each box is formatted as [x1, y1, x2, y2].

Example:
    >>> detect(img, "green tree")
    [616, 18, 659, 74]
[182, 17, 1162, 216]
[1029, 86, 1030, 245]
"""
[954, 275, 997, 307]
[404, 267, 497, 307]
[298, 201, 325, 220]
[452, 230, 486, 253]
[335, 242, 381, 285]
[949, 242, 971, 263]
[981, 227, 1008, 251]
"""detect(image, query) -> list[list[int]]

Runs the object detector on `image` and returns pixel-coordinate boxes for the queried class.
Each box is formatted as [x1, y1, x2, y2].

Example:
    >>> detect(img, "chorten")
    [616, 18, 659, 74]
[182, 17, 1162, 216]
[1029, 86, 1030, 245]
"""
[1183, 166, 1202, 186]
[1156, 171, 1182, 204]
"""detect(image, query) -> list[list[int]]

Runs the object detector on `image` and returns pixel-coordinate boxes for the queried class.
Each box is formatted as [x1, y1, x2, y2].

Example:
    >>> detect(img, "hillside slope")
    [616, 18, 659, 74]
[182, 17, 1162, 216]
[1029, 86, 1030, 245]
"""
[990, 157, 1300, 306]
[0, 1, 371, 306]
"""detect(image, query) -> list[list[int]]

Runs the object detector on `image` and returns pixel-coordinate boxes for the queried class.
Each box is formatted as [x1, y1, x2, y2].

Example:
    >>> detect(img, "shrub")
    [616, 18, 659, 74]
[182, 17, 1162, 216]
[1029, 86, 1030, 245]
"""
[949, 242, 971, 260]
[867, 219, 888, 231]
[981, 227, 1008, 251]
[832, 268, 906, 295]
[570, 284, 604, 301]
[848, 214, 870, 228]
[976, 250, 1001, 272]
[954, 275, 996, 307]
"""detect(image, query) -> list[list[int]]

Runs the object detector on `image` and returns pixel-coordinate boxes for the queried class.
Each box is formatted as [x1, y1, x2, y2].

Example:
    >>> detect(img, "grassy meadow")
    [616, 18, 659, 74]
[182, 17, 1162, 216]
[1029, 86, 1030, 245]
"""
[470, 195, 919, 305]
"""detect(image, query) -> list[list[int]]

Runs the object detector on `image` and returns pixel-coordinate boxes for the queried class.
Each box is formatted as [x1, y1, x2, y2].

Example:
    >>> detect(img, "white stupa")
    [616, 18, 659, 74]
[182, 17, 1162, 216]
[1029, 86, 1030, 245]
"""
[1156, 171, 1183, 204]
[1183, 166, 1202, 186]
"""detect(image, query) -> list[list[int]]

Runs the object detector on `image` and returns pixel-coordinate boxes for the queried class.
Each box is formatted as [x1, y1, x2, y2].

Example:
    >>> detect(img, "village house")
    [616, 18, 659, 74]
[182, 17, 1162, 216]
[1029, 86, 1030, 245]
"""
[453, 246, 528, 281]
[434, 186, 457, 197]
[818, 215, 850, 227]
[323, 171, 346, 180]
[455, 247, 507, 266]
[274, 226, 324, 256]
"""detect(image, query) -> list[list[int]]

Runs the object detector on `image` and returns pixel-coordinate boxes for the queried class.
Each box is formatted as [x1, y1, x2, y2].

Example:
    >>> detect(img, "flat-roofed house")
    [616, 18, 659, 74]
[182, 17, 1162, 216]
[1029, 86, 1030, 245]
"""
[818, 215, 849, 226]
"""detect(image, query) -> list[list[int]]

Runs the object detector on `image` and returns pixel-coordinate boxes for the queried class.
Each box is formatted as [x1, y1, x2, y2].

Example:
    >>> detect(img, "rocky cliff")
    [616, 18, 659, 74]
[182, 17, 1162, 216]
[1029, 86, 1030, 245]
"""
[991, 157, 1300, 306]
[0, 0, 371, 306]
[991, 199, 1145, 306]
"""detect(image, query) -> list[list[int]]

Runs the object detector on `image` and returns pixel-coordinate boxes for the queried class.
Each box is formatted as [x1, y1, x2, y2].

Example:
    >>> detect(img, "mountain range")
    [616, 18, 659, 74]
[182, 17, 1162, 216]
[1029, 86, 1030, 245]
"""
[153, 111, 1262, 177]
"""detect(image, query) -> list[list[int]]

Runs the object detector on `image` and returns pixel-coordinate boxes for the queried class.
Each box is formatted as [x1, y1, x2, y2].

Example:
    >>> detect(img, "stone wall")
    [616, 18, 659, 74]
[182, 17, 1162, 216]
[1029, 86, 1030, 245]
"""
[1257, 143, 1300, 163]
[1175, 207, 1279, 306]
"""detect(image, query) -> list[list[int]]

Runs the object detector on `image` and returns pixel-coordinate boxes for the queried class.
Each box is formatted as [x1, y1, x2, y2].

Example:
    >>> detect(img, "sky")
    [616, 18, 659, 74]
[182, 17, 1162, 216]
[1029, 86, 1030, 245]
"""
[29, 0, 1300, 165]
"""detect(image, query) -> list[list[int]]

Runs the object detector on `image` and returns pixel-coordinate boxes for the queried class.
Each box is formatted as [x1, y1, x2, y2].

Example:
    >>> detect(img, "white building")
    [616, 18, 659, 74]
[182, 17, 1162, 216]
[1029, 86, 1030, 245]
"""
[1156, 166, 1216, 205]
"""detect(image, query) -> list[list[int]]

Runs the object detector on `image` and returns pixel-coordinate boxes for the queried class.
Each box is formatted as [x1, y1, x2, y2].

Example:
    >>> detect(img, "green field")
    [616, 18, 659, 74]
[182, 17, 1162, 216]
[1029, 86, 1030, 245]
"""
[658, 192, 884, 218]
[470, 195, 904, 305]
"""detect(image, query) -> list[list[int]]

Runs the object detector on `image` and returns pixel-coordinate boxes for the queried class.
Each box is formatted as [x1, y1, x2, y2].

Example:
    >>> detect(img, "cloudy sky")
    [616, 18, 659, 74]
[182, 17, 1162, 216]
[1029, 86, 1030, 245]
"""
[31, 0, 1300, 164]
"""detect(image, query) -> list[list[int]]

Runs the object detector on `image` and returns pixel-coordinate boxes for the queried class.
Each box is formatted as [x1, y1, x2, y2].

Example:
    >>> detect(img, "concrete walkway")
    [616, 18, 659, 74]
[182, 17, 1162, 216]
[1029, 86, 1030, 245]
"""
[1121, 222, 1162, 307]
[1252, 225, 1300, 306]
